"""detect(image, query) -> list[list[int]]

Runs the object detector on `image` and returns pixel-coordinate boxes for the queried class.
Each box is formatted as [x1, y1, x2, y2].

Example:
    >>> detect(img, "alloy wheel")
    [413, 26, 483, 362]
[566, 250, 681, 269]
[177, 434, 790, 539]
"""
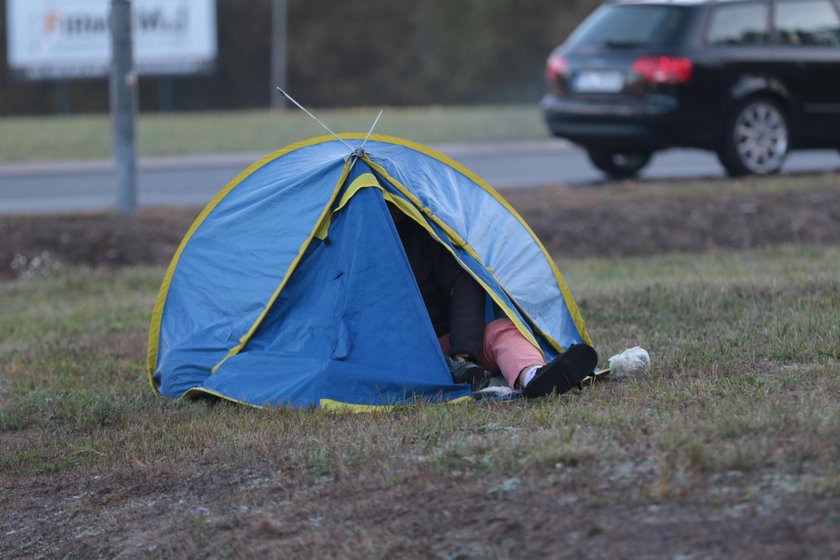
[733, 101, 789, 175]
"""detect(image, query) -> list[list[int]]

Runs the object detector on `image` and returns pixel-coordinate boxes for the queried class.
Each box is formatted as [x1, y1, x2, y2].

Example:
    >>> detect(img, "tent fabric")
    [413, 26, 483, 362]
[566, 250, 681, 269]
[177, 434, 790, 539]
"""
[147, 134, 592, 409]
[188, 186, 471, 408]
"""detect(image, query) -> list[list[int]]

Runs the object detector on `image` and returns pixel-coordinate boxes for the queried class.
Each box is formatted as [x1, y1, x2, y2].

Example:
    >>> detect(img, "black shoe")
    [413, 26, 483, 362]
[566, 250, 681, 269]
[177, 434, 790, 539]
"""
[522, 344, 598, 399]
[446, 356, 491, 391]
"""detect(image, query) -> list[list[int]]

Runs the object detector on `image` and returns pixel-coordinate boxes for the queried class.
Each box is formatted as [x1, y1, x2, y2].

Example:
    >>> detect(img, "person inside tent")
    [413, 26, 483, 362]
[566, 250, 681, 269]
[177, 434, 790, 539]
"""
[390, 205, 597, 398]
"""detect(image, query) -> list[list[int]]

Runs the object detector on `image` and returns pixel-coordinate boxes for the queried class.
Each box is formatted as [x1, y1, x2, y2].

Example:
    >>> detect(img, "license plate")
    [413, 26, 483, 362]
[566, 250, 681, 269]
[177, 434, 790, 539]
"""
[571, 70, 625, 93]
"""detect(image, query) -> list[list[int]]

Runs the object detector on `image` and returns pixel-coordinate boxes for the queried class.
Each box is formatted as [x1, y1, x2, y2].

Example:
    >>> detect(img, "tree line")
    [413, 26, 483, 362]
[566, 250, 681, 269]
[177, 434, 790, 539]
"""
[0, 0, 601, 115]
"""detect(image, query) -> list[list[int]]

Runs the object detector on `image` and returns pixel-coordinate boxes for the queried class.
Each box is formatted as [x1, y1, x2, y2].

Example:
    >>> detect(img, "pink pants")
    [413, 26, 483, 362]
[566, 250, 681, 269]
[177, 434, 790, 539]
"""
[438, 318, 545, 388]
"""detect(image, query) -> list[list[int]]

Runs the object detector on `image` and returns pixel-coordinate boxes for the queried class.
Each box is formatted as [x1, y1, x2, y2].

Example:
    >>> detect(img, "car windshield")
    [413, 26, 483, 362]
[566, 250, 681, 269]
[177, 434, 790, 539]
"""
[567, 4, 690, 47]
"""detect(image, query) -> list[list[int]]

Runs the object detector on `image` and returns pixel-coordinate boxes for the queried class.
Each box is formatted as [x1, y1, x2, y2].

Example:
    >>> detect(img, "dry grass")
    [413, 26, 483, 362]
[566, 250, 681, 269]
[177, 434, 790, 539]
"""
[1, 244, 839, 557]
[1, 246, 838, 475]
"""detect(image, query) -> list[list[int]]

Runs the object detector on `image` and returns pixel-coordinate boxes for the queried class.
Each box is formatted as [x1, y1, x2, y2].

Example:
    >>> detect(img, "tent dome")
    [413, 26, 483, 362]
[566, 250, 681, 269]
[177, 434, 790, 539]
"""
[147, 134, 591, 410]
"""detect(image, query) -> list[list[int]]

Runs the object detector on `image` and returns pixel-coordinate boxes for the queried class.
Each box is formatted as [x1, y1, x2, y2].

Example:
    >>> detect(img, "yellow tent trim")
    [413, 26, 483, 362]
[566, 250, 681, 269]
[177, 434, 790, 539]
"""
[178, 389, 473, 413]
[320, 395, 473, 413]
[145, 135, 339, 394]
[181, 387, 263, 409]
[321, 172, 429, 233]
[314, 172, 383, 240]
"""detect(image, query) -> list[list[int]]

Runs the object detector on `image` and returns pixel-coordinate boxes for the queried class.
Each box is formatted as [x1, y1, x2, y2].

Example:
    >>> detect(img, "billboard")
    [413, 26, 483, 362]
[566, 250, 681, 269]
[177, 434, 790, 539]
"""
[6, 0, 217, 80]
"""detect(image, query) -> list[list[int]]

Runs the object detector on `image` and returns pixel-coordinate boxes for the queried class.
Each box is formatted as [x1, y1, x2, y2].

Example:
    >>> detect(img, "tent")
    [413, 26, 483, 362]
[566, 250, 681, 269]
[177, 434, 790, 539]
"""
[146, 134, 592, 411]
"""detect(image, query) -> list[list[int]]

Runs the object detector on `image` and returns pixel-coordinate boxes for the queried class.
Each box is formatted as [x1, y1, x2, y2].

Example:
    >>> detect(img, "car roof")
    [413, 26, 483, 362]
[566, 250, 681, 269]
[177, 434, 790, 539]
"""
[608, 0, 752, 5]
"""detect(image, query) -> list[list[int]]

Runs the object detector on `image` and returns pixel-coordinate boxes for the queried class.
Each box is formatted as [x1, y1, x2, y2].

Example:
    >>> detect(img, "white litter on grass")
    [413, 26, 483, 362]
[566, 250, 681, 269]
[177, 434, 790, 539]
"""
[474, 385, 517, 397]
[608, 346, 650, 379]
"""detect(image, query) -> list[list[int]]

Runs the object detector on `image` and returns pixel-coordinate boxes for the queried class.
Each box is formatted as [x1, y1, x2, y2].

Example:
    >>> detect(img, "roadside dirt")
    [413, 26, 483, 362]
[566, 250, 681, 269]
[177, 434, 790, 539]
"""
[3, 439, 838, 559]
[2, 176, 840, 279]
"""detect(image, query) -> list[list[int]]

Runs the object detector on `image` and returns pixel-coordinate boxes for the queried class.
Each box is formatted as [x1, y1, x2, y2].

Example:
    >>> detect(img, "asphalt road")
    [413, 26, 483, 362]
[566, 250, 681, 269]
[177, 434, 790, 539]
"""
[1, 140, 839, 215]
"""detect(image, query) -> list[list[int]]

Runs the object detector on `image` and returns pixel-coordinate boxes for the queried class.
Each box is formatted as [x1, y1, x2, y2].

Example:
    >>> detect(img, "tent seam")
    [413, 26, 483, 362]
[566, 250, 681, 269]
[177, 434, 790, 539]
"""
[208, 159, 355, 375]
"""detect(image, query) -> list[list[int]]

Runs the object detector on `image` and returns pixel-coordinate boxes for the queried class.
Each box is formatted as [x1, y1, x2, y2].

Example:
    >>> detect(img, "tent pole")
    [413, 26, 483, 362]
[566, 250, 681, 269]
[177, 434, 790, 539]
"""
[275, 87, 353, 151]
[361, 110, 384, 149]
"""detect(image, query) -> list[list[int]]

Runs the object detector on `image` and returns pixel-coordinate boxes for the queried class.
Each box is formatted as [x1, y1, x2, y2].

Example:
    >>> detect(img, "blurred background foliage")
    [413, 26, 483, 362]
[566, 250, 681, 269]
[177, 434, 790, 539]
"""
[0, 0, 600, 115]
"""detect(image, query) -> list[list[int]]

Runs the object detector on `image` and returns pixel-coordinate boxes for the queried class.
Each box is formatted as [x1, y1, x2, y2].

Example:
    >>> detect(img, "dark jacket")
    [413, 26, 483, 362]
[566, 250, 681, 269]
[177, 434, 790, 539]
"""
[396, 217, 485, 361]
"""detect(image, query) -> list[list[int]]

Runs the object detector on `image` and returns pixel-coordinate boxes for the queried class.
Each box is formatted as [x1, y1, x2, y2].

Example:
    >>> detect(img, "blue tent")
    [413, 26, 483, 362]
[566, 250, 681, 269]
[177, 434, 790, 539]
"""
[147, 134, 592, 410]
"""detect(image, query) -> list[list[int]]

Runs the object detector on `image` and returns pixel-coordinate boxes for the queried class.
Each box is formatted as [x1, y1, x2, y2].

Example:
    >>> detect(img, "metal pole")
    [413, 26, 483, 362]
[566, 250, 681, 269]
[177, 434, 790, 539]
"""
[270, 0, 287, 110]
[109, 0, 137, 215]
[56, 81, 71, 116]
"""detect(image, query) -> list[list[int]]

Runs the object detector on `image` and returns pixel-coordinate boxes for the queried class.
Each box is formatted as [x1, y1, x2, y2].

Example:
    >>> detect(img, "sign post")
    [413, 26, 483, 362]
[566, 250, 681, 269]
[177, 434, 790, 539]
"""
[270, 0, 287, 110]
[110, 0, 137, 216]
[6, 0, 218, 213]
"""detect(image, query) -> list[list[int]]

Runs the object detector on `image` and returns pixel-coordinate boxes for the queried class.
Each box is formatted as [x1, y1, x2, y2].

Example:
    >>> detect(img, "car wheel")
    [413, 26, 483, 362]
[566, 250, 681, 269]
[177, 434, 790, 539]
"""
[586, 148, 652, 179]
[718, 97, 789, 177]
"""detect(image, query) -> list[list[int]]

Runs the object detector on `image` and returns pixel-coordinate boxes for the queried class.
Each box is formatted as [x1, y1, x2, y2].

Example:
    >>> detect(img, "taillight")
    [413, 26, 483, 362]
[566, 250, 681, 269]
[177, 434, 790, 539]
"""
[631, 56, 693, 84]
[545, 54, 568, 82]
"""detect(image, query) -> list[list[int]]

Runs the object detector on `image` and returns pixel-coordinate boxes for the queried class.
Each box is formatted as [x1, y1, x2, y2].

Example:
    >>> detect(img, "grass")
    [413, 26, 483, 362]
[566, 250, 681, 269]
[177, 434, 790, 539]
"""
[1, 246, 837, 480]
[580, 170, 840, 200]
[0, 104, 547, 163]
[2, 236, 839, 556]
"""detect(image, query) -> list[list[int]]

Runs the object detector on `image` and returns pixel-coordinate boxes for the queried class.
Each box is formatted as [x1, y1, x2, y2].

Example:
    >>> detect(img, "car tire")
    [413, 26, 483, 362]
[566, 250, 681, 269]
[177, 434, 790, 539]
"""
[718, 97, 789, 177]
[586, 148, 652, 180]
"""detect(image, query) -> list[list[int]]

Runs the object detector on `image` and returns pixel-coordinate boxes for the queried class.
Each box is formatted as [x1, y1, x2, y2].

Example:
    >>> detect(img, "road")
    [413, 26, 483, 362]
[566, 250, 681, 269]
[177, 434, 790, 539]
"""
[1, 140, 839, 215]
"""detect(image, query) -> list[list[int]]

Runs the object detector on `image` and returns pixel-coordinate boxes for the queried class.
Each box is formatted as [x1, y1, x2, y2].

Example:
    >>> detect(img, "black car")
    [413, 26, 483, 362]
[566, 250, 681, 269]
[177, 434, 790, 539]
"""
[541, 0, 840, 178]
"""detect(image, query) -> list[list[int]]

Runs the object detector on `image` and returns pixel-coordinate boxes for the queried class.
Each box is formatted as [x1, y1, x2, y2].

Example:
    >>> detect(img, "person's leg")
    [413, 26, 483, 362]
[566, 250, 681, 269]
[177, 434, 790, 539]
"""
[438, 333, 488, 388]
[443, 319, 597, 395]
[478, 318, 545, 389]
[438, 334, 451, 356]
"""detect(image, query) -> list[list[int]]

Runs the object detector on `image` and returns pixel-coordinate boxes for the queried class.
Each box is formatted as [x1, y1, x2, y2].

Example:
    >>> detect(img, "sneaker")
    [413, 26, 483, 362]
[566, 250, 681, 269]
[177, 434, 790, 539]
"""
[445, 356, 491, 391]
[522, 344, 598, 399]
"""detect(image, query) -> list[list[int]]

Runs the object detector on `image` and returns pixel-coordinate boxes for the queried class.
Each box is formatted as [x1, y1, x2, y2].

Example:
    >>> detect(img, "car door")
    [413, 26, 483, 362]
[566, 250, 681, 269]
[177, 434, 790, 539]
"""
[691, 1, 775, 134]
[772, 0, 840, 146]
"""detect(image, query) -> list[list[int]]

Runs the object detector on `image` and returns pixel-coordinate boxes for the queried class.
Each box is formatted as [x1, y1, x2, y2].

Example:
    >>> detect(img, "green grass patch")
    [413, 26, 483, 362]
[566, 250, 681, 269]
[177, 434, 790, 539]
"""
[586, 172, 840, 200]
[0, 105, 546, 163]
[1, 244, 838, 487]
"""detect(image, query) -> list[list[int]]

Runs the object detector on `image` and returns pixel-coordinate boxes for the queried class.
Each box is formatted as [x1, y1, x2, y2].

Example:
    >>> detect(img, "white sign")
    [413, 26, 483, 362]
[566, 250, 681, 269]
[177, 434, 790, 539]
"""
[7, 0, 217, 80]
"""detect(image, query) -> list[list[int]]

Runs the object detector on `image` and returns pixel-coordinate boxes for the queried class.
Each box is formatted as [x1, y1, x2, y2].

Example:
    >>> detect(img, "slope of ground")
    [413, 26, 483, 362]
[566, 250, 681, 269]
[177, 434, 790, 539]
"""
[2, 175, 839, 278]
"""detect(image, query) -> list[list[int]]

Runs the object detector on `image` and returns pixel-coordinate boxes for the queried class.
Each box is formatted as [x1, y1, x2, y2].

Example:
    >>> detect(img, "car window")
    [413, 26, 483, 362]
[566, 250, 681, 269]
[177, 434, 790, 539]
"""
[706, 2, 770, 46]
[567, 5, 690, 47]
[775, 0, 840, 47]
